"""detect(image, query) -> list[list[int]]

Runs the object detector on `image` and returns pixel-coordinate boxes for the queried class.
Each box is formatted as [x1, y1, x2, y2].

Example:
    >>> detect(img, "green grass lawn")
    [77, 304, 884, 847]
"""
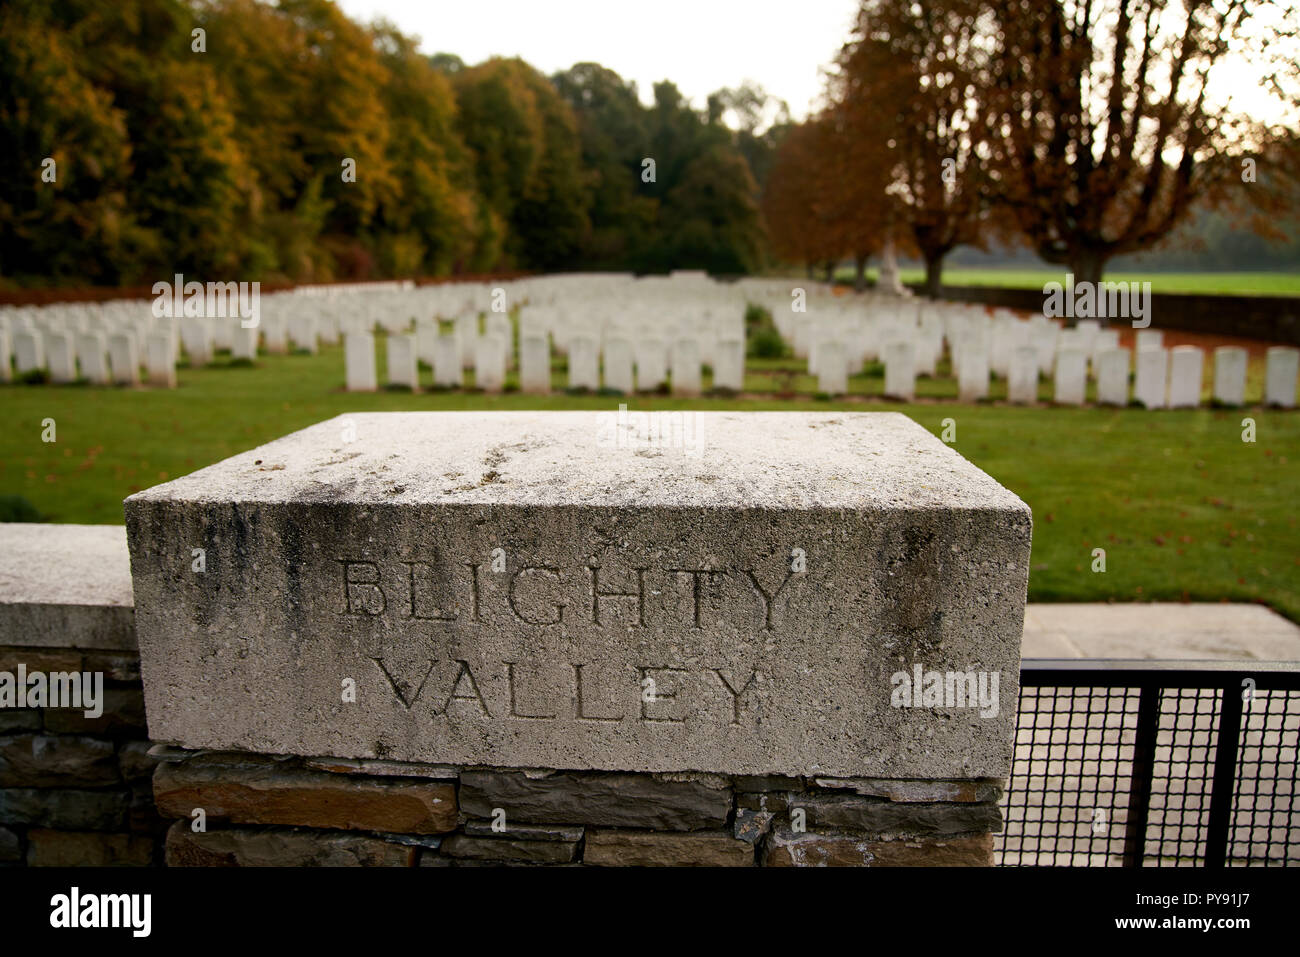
[833, 267, 1300, 297]
[3, 341, 1297, 621]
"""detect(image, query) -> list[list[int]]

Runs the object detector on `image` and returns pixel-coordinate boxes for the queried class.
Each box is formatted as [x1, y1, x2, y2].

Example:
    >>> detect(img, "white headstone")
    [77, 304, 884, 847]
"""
[635, 339, 667, 391]
[671, 338, 701, 397]
[1095, 348, 1130, 406]
[108, 333, 140, 385]
[230, 325, 258, 362]
[603, 338, 634, 394]
[1167, 346, 1203, 409]
[146, 331, 176, 388]
[957, 338, 989, 402]
[344, 332, 377, 392]
[181, 318, 213, 366]
[262, 316, 288, 354]
[386, 334, 419, 391]
[77, 332, 110, 385]
[0, 329, 10, 383]
[519, 334, 550, 394]
[1090, 328, 1120, 373]
[882, 339, 915, 401]
[1134, 347, 1168, 408]
[1265, 346, 1298, 408]
[474, 336, 505, 393]
[46, 331, 78, 383]
[713, 338, 744, 393]
[1053, 348, 1087, 405]
[1007, 345, 1039, 404]
[433, 336, 462, 389]
[817, 340, 847, 396]
[568, 336, 599, 391]
[1212, 346, 1247, 407]
[13, 330, 44, 375]
[290, 316, 318, 354]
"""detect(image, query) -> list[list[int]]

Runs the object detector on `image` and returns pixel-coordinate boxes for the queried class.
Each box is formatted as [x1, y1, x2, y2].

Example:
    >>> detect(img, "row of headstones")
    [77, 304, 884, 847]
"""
[344, 329, 748, 396]
[839, 340, 1298, 407]
[1, 323, 178, 387]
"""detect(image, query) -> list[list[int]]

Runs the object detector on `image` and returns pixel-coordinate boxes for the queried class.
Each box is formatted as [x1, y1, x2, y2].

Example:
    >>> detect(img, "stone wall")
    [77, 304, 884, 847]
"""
[153, 749, 1001, 867]
[0, 525, 164, 866]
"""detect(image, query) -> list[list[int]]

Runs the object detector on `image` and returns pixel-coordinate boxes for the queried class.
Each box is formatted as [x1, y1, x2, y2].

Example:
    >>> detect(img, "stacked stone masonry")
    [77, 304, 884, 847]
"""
[0, 525, 164, 866]
[154, 750, 1002, 866]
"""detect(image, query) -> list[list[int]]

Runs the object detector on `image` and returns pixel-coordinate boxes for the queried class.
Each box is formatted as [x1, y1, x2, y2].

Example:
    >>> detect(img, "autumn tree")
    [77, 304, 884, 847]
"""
[985, 0, 1300, 285]
[835, 0, 1004, 296]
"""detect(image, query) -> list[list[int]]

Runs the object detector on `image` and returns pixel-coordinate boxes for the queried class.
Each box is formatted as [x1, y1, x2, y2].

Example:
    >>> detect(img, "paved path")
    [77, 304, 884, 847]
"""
[1022, 603, 1300, 661]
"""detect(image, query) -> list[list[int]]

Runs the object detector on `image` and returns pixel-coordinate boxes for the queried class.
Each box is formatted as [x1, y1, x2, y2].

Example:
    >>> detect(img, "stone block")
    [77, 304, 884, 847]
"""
[0, 524, 136, 650]
[124, 411, 1031, 779]
[164, 822, 415, 866]
[584, 829, 753, 867]
[459, 770, 729, 830]
[26, 829, 154, 867]
[153, 755, 457, 834]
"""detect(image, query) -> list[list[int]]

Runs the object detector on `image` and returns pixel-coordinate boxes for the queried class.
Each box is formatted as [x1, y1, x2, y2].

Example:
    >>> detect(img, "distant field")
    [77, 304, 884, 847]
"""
[833, 268, 1300, 297]
[2, 341, 1297, 622]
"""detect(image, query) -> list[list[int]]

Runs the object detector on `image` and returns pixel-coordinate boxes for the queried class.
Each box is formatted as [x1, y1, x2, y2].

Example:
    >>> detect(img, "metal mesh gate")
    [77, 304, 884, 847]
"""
[997, 660, 1300, 867]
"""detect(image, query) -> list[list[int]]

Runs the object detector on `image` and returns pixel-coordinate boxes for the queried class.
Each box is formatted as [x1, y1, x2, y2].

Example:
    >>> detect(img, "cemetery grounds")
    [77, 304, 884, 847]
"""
[2, 330, 1296, 623]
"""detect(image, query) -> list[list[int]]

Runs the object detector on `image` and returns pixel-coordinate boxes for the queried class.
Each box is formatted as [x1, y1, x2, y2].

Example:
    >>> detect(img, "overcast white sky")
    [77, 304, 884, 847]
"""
[336, 0, 862, 120]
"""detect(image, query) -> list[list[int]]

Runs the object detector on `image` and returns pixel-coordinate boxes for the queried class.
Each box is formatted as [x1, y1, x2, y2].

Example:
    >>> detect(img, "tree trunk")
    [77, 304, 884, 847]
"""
[805, 262, 814, 280]
[853, 255, 867, 292]
[1069, 250, 1107, 288]
[823, 260, 835, 283]
[924, 254, 945, 299]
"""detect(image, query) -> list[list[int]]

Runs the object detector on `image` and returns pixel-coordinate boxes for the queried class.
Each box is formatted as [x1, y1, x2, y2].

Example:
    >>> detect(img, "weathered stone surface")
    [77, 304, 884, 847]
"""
[154, 755, 457, 834]
[791, 792, 1002, 837]
[0, 524, 136, 650]
[26, 829, 154, 867]
[763, 828, 992, 866]
[165, 823, 415, 866]
[0, 789, 129, 830]
[124, 411, 1030, 779]
[0, 735, 119, 787]
[585, 830, 754, 867]
[440, 834, 577, 863]
[460, 770, 729, 830]
[43, 688, 146, 735]
[0, 825, 19, 862]
[463, 820, 584, 842]
[811, 777, 1003, 804]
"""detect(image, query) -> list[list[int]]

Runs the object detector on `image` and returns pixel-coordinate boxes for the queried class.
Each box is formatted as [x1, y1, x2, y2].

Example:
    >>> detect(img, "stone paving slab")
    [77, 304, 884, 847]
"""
[0, 523, 135, 650]
[1022, 602, 1300, 661]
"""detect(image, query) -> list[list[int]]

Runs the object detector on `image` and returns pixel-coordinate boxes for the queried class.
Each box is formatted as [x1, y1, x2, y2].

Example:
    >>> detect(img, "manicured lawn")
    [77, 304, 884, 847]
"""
[833, 267, 1300, 297]
[2, 342, 1297, 620]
